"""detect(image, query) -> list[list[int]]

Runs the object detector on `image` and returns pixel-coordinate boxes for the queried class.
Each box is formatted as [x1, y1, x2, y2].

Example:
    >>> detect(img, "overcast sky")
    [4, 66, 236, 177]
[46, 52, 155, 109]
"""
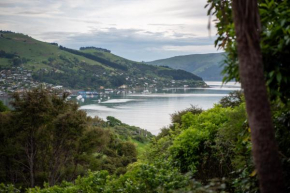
[0, 0, 221, 61]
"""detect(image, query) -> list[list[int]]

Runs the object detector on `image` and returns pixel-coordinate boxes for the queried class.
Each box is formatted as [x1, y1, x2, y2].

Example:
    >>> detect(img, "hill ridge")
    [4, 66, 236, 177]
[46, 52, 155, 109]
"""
[0, 31, 205, 93]
[148, 52, 225, 81]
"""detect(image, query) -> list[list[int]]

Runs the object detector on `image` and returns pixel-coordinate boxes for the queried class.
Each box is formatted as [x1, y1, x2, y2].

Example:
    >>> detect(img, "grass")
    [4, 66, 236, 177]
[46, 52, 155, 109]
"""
[130, 138, 150, 157]
[0, 33, 114, 71]
[0, 58, 11, 68]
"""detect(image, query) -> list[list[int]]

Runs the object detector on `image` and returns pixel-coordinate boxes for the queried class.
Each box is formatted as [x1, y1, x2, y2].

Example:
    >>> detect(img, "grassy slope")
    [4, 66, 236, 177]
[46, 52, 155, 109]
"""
[0, 32, 204, 89]
[0, 33, 112, 71]
[131, 139, 149, 156]
[81, 49, 129, 63]
[148, 53, 225, 81]
[81, 49, 171, 72]
[80, 49, 203, 81]
[0, 33, 190, 74]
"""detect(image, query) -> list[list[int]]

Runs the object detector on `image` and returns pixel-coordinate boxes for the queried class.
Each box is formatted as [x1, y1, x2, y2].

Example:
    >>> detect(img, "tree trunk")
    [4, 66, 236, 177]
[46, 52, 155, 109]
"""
[27, 135, 35, 187]
[232, 0, 285, 192]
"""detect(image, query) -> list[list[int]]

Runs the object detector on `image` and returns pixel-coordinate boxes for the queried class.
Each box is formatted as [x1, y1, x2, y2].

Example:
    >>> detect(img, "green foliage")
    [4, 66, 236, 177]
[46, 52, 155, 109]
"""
[0, 101, 9, 112]
[206, 0, 290, 102]
[142, 98, 260, 191]
[106, 116, 154, 144]
[0, 183, 20, 193]
[219, 90, 243, 108]
[26, 171, 109, 193]
[104, 162, 189, 193]
[145, 93, 290, 192]
[170, 127, 210, 173]
[12, 57, 22, 66]
[157, 69, 202, 81]
[59, 46, 128, 71]
[171, 105, 203, 125]
[10, 91, 290, 192]
[205, 0, 290, 190]
[26, 161, 226, 193]
[80, 47, 111, 53]
[214, 103, 258, 192]
[170, 105, 231, 175]
[0, 89, 139, 189]
[2, 84, 290, 193]
[272, 101, 290, 191]
[107, 116, 122, 127]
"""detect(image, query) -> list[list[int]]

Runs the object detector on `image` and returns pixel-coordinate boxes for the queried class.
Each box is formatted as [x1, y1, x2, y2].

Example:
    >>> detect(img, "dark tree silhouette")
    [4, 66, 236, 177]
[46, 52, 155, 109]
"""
[232, 0, 285, 192]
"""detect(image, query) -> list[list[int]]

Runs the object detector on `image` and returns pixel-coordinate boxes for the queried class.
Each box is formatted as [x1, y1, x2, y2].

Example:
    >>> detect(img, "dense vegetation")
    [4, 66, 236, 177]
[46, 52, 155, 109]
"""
[0, 91, 285, 193]
[0, 89, 153, 190]
[148, 53, 225, 81]
[206, 0, 290, 102]
[1, 89, 290, 193]
[80, 47, 111, 53]
[59, 46, 128, 71]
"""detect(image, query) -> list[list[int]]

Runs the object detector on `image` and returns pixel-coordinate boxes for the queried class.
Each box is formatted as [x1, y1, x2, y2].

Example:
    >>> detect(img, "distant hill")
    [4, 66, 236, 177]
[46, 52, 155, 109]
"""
[148, 53, 225, 81]
[0, 31, 205, 90]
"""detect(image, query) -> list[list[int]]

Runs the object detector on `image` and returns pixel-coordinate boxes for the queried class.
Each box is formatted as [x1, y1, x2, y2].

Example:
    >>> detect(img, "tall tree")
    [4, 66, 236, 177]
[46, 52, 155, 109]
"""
[231, 0, 285, 192]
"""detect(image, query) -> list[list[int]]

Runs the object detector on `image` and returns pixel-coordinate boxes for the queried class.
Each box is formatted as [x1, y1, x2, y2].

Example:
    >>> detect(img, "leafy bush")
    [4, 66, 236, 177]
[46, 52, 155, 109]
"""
[0, 89, 139, 189]
[0, 183, 21, 193]
[27, 161, 226, 193]
[219, 90, 243, 108]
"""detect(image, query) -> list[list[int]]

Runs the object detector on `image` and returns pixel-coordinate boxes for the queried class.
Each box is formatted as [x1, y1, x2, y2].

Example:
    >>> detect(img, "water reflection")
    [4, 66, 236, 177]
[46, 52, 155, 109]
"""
[80, 81, 241, 135]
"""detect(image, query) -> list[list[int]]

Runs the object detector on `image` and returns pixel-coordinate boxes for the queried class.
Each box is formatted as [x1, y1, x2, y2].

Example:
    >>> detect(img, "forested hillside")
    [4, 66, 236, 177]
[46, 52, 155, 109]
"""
[3, 90, 290, 192]
[0, 89, 153, 189]
[0, 31, 204, 91]
[148, 53, 225, 81]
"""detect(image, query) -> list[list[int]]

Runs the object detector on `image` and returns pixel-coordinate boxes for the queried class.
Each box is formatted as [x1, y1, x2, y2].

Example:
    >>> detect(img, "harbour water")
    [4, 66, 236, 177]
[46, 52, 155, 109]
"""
[80, 81, 241, 135]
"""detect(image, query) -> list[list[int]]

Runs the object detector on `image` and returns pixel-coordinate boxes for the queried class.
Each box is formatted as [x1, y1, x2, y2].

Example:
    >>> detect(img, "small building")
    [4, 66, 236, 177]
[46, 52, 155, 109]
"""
[52, 85, 63, 90]
[105, 89, 114, 94]
[118, 85, 127, 89]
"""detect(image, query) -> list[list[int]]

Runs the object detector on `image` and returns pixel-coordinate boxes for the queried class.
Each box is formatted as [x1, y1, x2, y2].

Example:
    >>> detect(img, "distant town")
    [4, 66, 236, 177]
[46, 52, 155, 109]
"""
[0, 66, 52, 96]
[0, 66, 207, 97]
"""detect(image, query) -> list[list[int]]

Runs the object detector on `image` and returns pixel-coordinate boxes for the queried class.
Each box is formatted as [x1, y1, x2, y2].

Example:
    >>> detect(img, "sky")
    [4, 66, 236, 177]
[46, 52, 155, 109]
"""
[0, 0, 221, 61]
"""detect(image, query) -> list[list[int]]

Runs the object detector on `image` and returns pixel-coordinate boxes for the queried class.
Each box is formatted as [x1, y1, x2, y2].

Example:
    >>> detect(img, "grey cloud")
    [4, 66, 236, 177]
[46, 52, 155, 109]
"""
[148, 24, 185, 26]
[0, 0, 218, 61]
[18, 11, 48, 15]
[35, 27, 217, 61]
[70, 19, 102, 24]
[0, 2, 18, 8]
[156, 0, 209, 18]
[66, 28, 203, 46]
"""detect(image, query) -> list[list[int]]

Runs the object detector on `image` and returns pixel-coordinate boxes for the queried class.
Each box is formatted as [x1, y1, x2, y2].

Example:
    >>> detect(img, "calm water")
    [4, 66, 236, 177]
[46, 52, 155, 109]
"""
[79, 81, 241, 135]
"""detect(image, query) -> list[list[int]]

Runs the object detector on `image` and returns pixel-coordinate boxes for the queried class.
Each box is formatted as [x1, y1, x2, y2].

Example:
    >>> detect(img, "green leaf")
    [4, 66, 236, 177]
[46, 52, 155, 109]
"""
[276, 72, 282, 83]
[269, 71, 275, 77]
[281, 19, 286, 27]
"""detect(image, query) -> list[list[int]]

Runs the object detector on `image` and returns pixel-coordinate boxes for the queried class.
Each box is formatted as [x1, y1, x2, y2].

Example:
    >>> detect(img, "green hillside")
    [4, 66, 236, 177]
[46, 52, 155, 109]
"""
[148, 53, 225, 81]
[0, 31, 205, 91]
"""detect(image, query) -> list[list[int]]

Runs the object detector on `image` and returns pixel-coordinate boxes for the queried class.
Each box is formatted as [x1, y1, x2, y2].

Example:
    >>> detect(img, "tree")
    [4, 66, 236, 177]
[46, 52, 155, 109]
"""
[231, 1, 285, 192]
[10, 89, 55, 187]
[0, 89, 140, 189]
[219, 90, 243, 108]
[206, 0, 290, 102]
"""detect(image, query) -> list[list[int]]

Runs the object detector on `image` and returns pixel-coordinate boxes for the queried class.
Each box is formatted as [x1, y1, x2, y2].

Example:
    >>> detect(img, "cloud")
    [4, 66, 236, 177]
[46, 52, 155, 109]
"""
[0, 2, 18, 8]
[148, 24, 185, 26]
[32, 27, 219, 61]
[60, 28, 212, 47]
[17, 11, 48, 15]
[0, 0, 220, 61]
